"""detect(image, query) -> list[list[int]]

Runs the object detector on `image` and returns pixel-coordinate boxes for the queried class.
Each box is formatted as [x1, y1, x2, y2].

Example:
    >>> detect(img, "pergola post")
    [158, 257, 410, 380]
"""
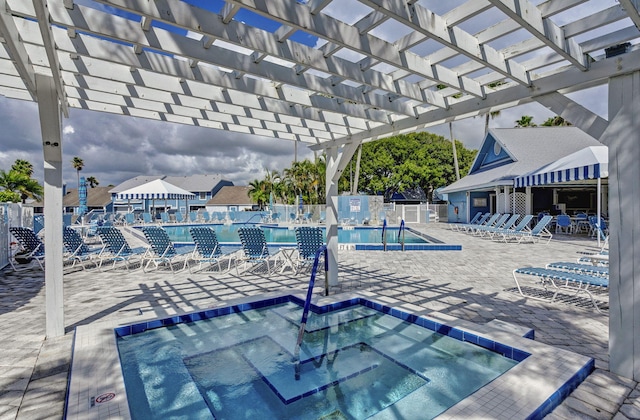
[37, 74, 65, 338]
[605, 71, 640, 381]
[324, 142, 360, 289]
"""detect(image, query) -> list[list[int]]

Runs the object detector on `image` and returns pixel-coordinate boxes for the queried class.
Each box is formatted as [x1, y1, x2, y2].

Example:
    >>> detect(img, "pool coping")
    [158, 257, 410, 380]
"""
[65, 291, 593, 420]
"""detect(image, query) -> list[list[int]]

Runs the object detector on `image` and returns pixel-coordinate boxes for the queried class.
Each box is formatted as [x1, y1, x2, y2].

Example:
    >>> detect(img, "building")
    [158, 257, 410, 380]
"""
[205, 186, 256, 213]
[439, 127, 607, 223]
[109, 174, 233, 214]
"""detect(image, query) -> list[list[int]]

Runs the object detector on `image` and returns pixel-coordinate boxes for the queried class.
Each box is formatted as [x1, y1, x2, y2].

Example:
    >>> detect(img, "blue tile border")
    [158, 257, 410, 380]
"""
[114, 296, 529, 364]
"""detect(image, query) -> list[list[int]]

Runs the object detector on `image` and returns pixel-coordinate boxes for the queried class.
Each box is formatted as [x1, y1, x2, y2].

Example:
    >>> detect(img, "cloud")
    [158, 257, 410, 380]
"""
[63, 125, 75, 135]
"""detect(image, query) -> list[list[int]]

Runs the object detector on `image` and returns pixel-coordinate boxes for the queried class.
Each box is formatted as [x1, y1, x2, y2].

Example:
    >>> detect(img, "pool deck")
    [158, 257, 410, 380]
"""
[1, 222, 639, 419]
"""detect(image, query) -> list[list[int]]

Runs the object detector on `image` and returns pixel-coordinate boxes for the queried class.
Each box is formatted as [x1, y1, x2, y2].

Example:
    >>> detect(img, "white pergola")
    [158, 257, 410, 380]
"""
[1, 0, 639, 380]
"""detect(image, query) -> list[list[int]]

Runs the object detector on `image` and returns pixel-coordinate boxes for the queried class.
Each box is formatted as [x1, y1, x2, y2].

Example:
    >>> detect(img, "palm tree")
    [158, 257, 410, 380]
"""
[71, 156, 84, 190]
[11, 159, 34, 176]
[542, 116, 571, 126]
[515, 115, 536, 127]
[248, 179, 269, 209]
[86, 176, 99, 188]
[0, 169, 43, 203]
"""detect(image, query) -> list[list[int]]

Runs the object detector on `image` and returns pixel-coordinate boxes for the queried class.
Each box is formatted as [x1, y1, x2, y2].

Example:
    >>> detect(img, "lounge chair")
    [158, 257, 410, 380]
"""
[124, 213, 136, 225]
[473, 213, 510, 236]
[294, 226, 325, 272]
[450, 211, 482, 231]
[175, 212, 185, 223]
[201, 212, 210, 223]
[8, 227, 45, 271]
[142, 213, 153, 224]
[545, 261, 609, 278]
[62, 226, 101, 270]
[509, 215, 554, 244]
[237, 227, 272, 274]
[513, 266, 608, 313]
[160, 212, 170, 224]
[491, 215, 534, 242]
[457, 213, 491, 232]
[189, 212, 198, 223]
[466, 213, 501, 234]
[184, 226, 233, 273]
[140, 226, 193, 272]
[482, 214, 520, 238]
[96, 226, 147, 270]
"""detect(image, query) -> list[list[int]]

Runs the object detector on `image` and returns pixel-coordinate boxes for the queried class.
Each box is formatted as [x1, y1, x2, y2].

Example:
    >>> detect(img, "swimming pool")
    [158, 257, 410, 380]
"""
[66, 293, 594, 419]
[158, 224, 462, 251]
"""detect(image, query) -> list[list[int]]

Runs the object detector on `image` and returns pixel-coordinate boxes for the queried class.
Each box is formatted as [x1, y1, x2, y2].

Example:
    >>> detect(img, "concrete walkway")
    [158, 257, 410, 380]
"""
[1, 223, 639, 419]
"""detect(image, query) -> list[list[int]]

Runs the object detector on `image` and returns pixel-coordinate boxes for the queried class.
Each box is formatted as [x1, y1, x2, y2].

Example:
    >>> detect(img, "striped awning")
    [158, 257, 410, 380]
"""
[515, 146, 608, 188]
[116, 179, 195, 200]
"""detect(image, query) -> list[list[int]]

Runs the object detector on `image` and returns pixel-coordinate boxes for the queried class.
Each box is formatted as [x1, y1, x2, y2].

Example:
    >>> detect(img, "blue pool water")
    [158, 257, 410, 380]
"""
[116, 298, 521, 419]
[161, 224, 430, 244]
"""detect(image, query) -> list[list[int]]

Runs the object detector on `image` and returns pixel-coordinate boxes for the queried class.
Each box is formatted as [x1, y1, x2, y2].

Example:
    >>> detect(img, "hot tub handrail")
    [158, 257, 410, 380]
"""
[398, 219, 405, 251]
[294, 244, 328, 379]
[382, 218, 387, 251]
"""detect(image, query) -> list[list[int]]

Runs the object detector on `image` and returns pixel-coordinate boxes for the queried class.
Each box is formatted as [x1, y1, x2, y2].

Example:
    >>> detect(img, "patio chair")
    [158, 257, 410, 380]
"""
[555, 214, 574, 234]
[512, 267, 608, 313]
[294, 226, 325, 271]
[140, 226, 193, 272]
[465, 213, 501, 234]
[237, 227, 272, 274]
[95, 226, 147, 270]
[492, 215, 534, 242]
[509, 215, 554, 244]
[8, 227, 45, 271]
[62, 226, 101, 270]
[184, 226, 233, 273]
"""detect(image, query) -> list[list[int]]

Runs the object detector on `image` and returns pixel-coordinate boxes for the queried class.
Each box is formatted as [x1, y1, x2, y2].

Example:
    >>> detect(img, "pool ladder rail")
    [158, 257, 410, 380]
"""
[294, 245, 328, 380]
[382, 219, 406, 251]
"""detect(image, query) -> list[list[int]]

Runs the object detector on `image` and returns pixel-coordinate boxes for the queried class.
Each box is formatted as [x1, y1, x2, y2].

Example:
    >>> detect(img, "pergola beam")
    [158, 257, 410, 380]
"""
[488, 0, 588, 70]
[619, 0, 640, 31]
[0, 0, 36, 96]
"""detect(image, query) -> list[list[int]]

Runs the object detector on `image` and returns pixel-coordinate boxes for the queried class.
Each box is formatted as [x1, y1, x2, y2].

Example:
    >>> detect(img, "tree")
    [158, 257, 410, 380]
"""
[483, 81, 505, 135]
[436, 84, 461, 180]
[542, 116, 571, 126]
[515, 115, 536, 127]
[11, 159, 34, 176]
[71, 156, 84, 189]
[0, 168, 43, 203]
[247, 179, 269, 210]
[86, 176, 99, 188]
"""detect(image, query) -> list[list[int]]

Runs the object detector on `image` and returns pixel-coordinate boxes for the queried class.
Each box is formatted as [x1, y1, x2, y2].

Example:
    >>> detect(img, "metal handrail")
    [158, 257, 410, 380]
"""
[382, 218, 387, 251]
[293, 245, 328, 379]
[398, 219, 405, 251]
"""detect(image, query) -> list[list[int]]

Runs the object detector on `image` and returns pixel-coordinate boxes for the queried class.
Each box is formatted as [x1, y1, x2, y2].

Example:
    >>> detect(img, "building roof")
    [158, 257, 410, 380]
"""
[440, 127, 603, 194]
[109, 174, 231, 194]
[63, 186, 113, 207]
[206, 186, 253, 206]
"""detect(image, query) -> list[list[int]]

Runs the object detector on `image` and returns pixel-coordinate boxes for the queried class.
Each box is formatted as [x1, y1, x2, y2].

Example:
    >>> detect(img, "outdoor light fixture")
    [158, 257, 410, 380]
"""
[605, 42, 631, 58]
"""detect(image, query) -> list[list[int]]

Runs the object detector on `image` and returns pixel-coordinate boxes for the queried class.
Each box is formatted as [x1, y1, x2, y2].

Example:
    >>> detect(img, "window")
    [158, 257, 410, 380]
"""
[199, 192, 206, 200]
[473, 198, 487, 207]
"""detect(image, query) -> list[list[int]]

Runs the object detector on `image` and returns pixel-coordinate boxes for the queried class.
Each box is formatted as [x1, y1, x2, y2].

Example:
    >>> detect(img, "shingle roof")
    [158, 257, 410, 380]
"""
[109, 174, 231, 193]
[440, 127, 603, 194]
[206, 186, 253, 205]
[63, 187, 113, 207]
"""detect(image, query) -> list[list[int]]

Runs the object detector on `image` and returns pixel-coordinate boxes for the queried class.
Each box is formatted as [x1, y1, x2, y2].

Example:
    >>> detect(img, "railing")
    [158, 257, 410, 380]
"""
[381, 218, 387, 251]
[293, 245, 328, 380]
[238, 212, 266, 225]
[398, 219, 405, 251]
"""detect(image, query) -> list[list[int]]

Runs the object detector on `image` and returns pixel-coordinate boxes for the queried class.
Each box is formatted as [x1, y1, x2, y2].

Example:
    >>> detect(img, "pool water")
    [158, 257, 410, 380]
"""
[160, 224, 428, 244]
[117, 301, 518, 419]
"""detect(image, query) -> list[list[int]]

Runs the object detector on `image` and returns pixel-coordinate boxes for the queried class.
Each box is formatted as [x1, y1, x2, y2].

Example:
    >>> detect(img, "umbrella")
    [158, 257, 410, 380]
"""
[116, 179, 195, 215]
[78, 176, 88, 217]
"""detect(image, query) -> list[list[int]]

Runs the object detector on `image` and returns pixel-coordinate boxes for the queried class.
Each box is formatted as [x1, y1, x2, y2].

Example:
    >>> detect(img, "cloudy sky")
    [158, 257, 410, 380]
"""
[0, 0, 611, 190]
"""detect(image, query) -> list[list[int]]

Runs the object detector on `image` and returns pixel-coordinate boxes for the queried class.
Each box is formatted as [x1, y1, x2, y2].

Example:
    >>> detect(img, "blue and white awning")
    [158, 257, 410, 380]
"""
[116, 179, 195, 200]
[515, 146, 608, 188]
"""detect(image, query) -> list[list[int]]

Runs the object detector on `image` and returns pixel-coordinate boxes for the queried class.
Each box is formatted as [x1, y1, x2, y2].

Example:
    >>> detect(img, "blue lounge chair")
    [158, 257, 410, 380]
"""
[175, 212, 185, 223]
[201, 212, 210, 223]
[141, 226, 193, 272]
[142, 213, 153, 224]
[483, 214, 520, 238]
[237, 227, 272, 274]
[124, 213, 136, 225]
[9, 227, 45, 271]
[513, 267, 608, 313]
[545, 262, 609, 278]
[466, 213, 501, 234]
[189, 212, 198, 223]
[185, 227, 233, 273]
[160, 212, 170, 224]
[96, 226, 147, 270]
[456, 213, 490, 232]
[491, 215, 534, 242]
[294, 226, 324, 272]
[473, 213, 510, 236]
[62, 226, 101, 270]
[509, 215, 554, 244]
[450, 211, 482, 231]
